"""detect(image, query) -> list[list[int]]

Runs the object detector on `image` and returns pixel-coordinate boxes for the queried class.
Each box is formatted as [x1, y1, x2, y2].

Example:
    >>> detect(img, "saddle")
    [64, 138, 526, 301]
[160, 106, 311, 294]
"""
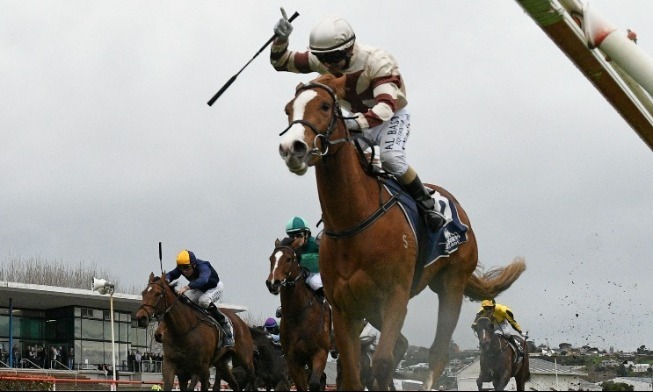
[502, 334, 524, 364]
[179, 296, 232, 346]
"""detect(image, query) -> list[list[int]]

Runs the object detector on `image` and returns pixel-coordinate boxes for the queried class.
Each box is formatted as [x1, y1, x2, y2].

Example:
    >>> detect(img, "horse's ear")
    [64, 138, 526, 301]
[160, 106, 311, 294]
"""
[275, 238, 281, 247]
[295, 82, 305, 92]
[149, 272, 155, 281]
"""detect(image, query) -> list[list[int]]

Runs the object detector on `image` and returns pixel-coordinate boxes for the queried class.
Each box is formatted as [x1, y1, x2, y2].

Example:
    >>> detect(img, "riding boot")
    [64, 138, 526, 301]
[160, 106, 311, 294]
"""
[404, 175, 446, 232]
[315, 287, 326, 304]
[512, 336, 524, 360]
[208, 304, 234, 347]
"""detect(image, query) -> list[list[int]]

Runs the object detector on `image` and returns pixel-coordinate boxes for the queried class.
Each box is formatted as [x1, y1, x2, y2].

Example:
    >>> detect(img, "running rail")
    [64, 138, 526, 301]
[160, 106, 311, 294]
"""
[515, 0, 653, 151]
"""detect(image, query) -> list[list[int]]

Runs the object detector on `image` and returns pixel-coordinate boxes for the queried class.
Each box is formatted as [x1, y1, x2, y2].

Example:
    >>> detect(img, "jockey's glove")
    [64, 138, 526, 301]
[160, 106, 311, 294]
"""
[273, 7, 293, 40]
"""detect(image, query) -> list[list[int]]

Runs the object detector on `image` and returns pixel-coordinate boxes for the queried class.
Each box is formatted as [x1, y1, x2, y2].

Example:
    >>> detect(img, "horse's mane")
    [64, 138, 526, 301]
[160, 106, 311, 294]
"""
[280, 237, 304, 258]
[280, 237, 294, 247]
[309, 74, 345, 98]
[152, 275, 179, 292]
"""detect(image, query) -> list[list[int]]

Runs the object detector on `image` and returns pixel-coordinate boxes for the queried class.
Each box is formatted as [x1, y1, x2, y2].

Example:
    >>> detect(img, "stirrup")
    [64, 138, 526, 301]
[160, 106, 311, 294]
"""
[425, 210, 446, 231]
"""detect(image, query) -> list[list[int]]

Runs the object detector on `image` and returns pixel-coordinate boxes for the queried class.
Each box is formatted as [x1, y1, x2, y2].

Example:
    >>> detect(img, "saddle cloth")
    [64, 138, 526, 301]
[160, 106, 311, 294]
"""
[382, 180, 469, 290]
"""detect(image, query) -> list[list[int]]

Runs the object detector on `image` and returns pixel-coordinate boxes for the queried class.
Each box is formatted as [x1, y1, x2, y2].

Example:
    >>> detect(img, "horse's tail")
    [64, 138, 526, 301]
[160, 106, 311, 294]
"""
[463, 257, 526, 301]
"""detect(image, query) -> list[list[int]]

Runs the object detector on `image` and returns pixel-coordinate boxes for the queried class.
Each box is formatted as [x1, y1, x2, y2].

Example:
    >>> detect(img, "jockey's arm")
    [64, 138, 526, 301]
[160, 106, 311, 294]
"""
[504, 309, 523, 334]
[188, 263, 210, 289]
[270, 39, 326, 74]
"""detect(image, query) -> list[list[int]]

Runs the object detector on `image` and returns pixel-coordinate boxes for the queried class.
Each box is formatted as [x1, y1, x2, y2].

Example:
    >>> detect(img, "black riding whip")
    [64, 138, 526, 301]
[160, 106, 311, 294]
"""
[207, 11, 299, 106]
[158, 242, 163, 274]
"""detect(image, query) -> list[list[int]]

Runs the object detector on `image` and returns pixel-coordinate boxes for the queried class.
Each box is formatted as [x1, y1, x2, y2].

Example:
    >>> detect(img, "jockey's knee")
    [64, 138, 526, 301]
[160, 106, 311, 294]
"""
[197, 297, 212, 308]
[379, 151, 407, 176]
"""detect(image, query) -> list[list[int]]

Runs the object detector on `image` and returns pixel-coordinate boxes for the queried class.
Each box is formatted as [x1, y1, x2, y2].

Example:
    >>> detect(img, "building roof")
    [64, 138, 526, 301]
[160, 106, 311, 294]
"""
[529, 357, 588, 376]
[0, 281, 248, 314]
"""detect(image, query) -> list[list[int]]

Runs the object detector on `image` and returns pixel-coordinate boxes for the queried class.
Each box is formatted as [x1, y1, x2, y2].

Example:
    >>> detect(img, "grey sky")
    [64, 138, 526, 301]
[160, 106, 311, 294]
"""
[2, 1, 652, 352]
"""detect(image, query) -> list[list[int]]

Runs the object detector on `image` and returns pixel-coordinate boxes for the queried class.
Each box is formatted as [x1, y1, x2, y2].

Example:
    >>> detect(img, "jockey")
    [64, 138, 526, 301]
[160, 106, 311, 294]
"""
[264, 317, 281, 344]
[285, 216, 325, 302]
[165, 250, 235, 347]
[472, 299, 526, 355]
[271, 9, 446, 232]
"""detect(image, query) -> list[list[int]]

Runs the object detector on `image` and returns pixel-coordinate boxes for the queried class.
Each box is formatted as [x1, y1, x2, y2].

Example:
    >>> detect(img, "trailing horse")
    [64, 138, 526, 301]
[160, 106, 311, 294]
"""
[473, 316, 530, 391]
[136, 273, 256, 391]
[265, 237, 331, 391]
[232, 326, 291, 391]
[277, 74, 527, 390]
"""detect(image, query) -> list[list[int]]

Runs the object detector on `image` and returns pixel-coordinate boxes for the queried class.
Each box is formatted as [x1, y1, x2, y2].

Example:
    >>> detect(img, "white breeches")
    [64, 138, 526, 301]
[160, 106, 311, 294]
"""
[360, 107, 410, 176]
[306, 272, 323, 291]
[183, 281, 224, 308]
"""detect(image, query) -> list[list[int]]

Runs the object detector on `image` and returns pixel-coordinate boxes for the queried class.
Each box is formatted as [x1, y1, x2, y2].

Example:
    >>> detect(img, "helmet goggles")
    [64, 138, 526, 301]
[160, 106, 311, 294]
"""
[313, 49, 349, 64]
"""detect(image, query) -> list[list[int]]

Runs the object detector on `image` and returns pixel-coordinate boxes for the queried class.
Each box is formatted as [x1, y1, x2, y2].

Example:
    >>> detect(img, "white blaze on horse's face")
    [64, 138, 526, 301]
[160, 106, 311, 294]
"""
[272, 250, 283, 279]
[279, 89, 318, 176]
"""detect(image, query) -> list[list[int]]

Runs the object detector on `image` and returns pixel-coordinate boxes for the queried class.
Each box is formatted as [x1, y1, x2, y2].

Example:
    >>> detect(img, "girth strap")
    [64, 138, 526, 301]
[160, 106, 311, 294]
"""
[323, 195, 399, 239]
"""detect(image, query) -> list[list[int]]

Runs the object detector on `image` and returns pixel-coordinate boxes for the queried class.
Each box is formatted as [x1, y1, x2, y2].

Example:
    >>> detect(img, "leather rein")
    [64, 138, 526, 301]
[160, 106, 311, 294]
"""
[273, 245, 326, 321]
[279, 82, 399, 239]
[475, 317, 510, 358]
[138, 280, 209, 337]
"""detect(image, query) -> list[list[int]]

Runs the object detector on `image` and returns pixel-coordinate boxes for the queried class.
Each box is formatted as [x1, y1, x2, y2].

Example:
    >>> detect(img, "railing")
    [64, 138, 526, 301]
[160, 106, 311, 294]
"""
[19, 358, 43, 369]
[50, 359, 71, 370]
[128, 360, 163, 373]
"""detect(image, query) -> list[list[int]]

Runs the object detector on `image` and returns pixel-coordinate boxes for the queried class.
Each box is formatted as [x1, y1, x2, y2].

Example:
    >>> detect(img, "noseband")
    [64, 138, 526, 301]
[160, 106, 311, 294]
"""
[278, 82, 353, 156]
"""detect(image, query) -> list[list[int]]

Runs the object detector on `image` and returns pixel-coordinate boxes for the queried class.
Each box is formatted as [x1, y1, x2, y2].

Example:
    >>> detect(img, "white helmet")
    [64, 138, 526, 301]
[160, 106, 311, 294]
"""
[309, 16, 356, 53]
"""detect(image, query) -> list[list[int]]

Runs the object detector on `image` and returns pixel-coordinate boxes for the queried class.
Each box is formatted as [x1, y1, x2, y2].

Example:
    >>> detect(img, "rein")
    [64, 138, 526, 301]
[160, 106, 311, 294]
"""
[139, 280, 212, 337]
[274, 245, 326, 322]
[138, 280, 180, 321]
[279, 83, 353, 156]
[475, 317, 510, 358]
[281, 82, 399, 239]
[274, 246, 304, 288]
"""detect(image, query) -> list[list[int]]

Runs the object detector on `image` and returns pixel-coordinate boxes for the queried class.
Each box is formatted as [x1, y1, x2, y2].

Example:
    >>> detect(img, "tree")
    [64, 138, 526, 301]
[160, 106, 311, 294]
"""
[616, 363, 629, 377]
[0, 256, 134, 293]
[601, 381, 634, 391]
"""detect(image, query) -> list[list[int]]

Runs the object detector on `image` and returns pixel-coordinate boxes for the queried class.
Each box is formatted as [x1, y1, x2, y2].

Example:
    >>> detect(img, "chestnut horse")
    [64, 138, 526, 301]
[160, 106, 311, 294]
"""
[136, 273, 256, 391]
[473, 316, 530, 391]
[265, 237, 330, 391]
[277, 74, 527, 390]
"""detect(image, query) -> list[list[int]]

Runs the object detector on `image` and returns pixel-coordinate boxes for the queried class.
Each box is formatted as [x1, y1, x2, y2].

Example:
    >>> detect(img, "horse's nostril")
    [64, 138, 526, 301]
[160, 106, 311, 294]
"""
[292, 140, 308, 157]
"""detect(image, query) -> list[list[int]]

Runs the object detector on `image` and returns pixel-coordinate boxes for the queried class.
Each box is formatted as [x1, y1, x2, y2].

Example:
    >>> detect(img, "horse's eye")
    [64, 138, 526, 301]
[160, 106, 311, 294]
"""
[320, 103, 330, 111]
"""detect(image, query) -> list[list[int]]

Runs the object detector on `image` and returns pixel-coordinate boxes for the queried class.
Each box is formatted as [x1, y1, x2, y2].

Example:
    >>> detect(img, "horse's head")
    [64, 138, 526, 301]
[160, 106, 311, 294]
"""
[136, 272, 175, 327]
[473, 316, 495, 350]
[265, 237, 304, 294]
[278, 74, 348, 175]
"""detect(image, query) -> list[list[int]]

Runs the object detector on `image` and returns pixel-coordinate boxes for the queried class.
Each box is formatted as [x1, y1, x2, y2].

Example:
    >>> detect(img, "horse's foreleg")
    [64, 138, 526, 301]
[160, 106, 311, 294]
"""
[216, 362, 240, 391]
[308, 351, 328, 391]
[422, 279, 466, 391]
[177, 372, 192, 391]
[197, 368, 211, 391]
[373, 289, 409, 390]
[161, 359, 176, 391]
[287, 359, 309, 391]
[332, 308, 365, 390]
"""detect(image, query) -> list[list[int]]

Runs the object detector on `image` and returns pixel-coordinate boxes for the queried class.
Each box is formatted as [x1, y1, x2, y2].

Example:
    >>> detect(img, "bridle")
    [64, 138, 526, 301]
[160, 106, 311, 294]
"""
[474, 316, 508, 357]
[270, 245, 326, 321]
[272, 246, 304, 288]
[278, 82, 400, 240]
[138, 279, 179, 322]
[278, 82, 353, 157]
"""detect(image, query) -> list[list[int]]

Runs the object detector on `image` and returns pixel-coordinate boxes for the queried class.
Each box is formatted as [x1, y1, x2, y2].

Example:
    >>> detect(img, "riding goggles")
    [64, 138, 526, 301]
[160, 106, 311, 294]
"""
[313, 50, 348, 64]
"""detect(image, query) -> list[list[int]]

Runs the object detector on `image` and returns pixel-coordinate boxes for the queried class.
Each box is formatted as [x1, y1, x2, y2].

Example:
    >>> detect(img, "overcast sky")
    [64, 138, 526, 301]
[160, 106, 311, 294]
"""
[2, 1, 652, 352]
